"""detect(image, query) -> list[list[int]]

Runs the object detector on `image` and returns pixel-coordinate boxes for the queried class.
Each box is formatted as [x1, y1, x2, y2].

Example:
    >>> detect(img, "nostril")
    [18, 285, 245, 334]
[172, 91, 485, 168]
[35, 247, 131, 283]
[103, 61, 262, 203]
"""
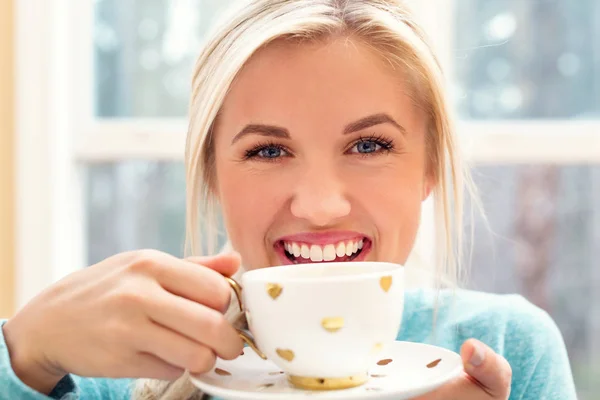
[290, 194, 351, 226]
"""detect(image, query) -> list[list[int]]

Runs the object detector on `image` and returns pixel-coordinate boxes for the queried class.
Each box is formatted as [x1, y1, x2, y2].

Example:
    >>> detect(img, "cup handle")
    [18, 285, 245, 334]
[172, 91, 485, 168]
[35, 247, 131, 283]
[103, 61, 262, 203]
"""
[225, 277, 267, 360]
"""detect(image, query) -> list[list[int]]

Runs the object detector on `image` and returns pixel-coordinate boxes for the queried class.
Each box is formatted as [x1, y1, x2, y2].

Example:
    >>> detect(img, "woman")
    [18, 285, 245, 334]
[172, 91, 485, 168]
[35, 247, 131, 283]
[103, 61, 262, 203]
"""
[1, 0, 576, 399]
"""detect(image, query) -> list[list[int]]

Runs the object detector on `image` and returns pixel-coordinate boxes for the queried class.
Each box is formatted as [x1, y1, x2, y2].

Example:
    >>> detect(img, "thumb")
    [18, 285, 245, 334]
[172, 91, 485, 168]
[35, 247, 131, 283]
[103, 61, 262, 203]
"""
[186, 252, 242, 277]
[412, 339, 512, 400]
[461, 339, 512, 398]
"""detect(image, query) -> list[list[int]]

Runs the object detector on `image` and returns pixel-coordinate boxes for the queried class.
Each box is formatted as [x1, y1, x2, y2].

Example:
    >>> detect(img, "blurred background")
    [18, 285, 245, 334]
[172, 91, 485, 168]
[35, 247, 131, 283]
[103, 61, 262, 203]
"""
[0, 0, 599, 398]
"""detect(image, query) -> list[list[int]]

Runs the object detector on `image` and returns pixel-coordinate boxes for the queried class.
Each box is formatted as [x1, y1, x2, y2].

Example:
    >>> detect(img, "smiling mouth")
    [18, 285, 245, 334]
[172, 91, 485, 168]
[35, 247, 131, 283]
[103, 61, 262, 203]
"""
[278, 238, 370, 264]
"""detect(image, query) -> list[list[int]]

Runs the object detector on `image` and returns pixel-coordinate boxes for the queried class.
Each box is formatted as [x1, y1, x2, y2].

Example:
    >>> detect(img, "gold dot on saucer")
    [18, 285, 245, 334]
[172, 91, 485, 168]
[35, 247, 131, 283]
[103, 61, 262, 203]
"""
[215, 368, 231, 376]
[377, 358, 393, 366]
[427, 358, 442, 368]
[269, 371, 285, 375]
[288, 373, 368, 390]
[276, 348, 295, 362]
[266, 283, 282, 299]
[258, 383, 275, 389]
[321, 317, 344, 332]
[379, 276, 392, 292]
[372, 342, 383, 353]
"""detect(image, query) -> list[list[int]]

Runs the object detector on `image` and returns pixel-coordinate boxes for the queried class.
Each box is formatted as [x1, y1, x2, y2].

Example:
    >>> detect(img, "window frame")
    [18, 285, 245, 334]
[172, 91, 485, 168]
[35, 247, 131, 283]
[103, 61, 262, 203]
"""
[14, 0, 600, 308]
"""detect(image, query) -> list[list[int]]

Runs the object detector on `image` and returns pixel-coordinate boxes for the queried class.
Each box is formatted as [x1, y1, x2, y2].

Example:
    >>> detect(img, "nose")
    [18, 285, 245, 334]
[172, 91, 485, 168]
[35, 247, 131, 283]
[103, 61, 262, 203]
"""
[290, 166, 351, 227]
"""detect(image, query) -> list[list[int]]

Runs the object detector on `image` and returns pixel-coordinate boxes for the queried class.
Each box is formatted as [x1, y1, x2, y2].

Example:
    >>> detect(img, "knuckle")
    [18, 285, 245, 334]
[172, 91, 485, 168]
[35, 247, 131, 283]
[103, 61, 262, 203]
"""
[112, 287, 148, 310]
[222, 337, 244, 360]
[203, 311, 230, 342]
[106, 319, 134, 344]
[212, 277, 232, 311]
[186, 346, 216, 373]
[127, 249, 162, 275]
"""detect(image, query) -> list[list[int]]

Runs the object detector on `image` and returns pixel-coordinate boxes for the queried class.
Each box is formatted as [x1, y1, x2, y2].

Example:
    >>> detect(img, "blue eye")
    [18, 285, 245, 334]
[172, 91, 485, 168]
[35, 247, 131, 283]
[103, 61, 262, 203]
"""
[258, 146, 283, 158]
[245, 143, 289, 160]
[348, 135, 394, 156]
[354, 141, 380, 154]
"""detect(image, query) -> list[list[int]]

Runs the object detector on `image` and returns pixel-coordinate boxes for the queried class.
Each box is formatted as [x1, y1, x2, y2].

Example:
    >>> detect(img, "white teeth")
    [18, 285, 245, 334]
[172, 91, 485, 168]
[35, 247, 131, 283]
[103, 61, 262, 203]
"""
[336, 242, 346, 257]
[284, 239, 365, 262]
[323, 244, 336, 261]
[301, 244, 310, 258]
[310, 245, 323, 262]
[345, 241, 353, 256]
[292, 242, 301, 257]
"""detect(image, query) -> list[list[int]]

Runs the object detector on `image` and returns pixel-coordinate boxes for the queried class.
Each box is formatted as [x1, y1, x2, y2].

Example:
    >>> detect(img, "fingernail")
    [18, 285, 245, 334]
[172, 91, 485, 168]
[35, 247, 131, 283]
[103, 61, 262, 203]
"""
[470, 341, 485, 367]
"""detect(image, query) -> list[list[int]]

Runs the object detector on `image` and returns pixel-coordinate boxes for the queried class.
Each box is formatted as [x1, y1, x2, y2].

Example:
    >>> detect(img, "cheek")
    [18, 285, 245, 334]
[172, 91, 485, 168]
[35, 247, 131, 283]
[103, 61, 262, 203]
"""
[215, 162, 288, 253]
[351, 161, 425, 261]
[357, 168, 423, 224]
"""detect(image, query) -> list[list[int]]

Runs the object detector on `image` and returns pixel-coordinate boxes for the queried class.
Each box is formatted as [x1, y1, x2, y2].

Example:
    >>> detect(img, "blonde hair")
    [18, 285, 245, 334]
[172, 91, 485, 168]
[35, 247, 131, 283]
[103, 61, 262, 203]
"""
[133, 0, 478, 398]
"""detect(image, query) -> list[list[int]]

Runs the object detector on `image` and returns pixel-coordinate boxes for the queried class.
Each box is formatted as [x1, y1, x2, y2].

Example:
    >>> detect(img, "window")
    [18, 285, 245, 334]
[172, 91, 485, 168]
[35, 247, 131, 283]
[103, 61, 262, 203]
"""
[455, 0, 599, 119]
[15, 0, 600, 397]
[94, 0, 230, 118]
[451, 2, 600, 397]
[86, 1, 231, 265]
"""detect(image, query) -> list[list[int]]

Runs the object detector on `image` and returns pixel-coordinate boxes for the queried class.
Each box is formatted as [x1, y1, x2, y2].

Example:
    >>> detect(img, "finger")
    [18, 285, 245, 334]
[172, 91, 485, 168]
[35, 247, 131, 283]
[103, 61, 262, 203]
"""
[150, 253, 234, 312]
[186, 252, 242, 277]
[121, 352, 185, 381]
[138, 322, 217, 375]
[147, 291, 243, 360]
[461, 339, 512, 398]
[411, 371, 485, 400]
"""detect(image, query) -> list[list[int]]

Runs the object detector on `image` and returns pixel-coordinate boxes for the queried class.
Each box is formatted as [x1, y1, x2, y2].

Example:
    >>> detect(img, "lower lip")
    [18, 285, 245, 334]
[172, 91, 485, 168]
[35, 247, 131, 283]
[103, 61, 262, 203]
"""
[274, 239, 372, 266]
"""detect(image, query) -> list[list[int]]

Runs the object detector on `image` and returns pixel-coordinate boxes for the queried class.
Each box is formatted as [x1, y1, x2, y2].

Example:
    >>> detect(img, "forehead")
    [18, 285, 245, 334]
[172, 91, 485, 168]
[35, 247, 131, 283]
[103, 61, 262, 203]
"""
[219, 36, 423, 134]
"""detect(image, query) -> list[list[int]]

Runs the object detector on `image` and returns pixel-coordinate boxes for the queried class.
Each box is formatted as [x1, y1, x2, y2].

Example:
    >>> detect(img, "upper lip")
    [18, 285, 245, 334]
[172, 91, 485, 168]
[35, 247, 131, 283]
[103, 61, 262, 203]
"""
[276, 231, 368, 245]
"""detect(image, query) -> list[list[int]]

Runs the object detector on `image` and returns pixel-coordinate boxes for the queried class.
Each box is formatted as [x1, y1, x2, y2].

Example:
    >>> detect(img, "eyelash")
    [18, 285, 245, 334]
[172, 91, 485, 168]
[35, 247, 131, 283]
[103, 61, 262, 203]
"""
[243, 134, 395, 161]
[244, 141, 290, 162]
[347, 134, 394, 155]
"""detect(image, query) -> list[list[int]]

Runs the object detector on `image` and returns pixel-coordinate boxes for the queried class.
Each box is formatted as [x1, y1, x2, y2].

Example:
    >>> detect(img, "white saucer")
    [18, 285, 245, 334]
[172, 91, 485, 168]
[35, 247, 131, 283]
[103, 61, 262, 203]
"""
[190, 341, 463, 400]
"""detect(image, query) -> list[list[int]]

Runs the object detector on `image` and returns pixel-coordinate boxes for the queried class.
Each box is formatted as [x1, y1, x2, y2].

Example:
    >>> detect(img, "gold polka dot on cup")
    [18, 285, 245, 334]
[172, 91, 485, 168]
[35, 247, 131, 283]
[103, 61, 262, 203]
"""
[276, 348, 295, 362]
[377, 358, 393, 366]
[372, 342, 383, 353]
[379, 276, 392, 292]
[321, 317, 344, 332]
[266, 283, 282, 299]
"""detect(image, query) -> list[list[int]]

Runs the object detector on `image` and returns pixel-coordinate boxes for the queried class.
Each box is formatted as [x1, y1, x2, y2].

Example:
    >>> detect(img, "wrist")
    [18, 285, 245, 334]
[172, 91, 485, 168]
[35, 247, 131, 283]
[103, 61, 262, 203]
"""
[3, 320, 65, 395]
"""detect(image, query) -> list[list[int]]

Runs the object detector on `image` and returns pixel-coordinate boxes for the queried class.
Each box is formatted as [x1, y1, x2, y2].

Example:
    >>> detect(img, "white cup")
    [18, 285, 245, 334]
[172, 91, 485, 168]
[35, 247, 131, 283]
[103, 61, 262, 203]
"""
[226, 261, 404, 390]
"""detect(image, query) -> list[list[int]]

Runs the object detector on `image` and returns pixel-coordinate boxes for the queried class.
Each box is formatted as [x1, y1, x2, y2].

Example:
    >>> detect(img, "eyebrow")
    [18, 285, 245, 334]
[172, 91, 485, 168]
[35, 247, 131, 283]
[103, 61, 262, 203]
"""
[231, 124, 290, 144]
[231, 113, 406, 144]
[343, 113, 407, 135]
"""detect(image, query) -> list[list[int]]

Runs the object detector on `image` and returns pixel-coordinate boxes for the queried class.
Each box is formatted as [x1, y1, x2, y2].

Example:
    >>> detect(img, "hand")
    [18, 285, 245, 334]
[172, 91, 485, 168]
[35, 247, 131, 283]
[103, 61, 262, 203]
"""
[3, 250, 244, 394]
[413, 339, 512, 400]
